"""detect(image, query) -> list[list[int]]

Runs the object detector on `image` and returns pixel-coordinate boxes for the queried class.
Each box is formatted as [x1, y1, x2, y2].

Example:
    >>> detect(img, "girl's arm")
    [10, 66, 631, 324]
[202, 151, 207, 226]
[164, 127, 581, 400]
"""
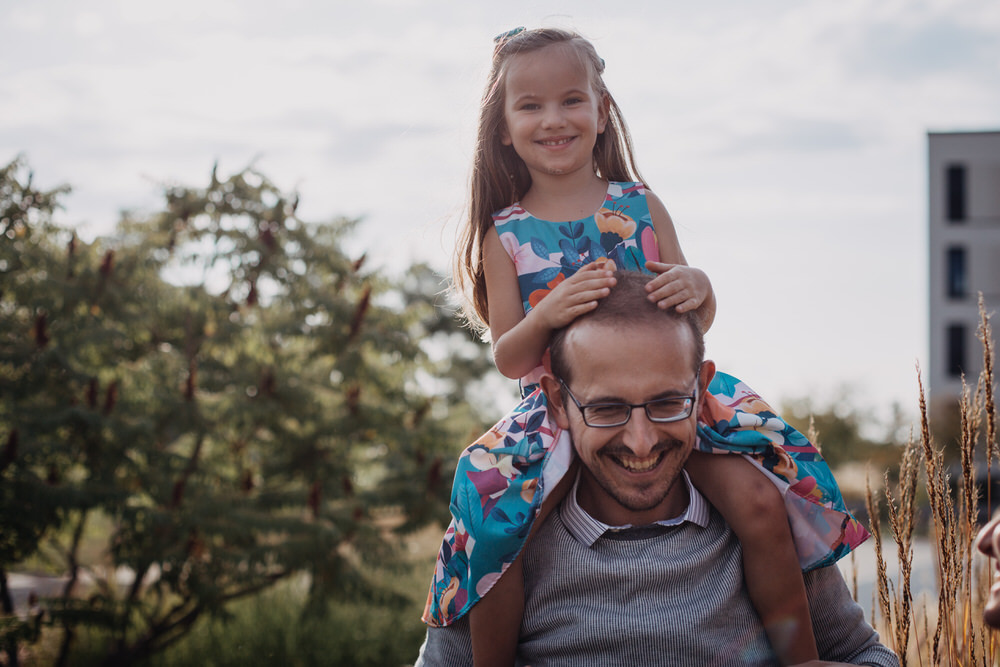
[484, 228, 615, 379]
[644, 190, 717, 332]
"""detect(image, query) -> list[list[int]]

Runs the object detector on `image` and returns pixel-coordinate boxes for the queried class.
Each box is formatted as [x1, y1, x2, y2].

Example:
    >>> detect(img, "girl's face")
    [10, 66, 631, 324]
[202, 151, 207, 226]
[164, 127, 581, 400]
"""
[500, 43, 609, 181]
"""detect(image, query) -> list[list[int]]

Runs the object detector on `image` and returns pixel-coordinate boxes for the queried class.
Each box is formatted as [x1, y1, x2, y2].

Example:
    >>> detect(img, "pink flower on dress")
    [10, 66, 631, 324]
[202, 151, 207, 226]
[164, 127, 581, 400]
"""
[843, 518, 871, 547]
[640, 225, 659, 263]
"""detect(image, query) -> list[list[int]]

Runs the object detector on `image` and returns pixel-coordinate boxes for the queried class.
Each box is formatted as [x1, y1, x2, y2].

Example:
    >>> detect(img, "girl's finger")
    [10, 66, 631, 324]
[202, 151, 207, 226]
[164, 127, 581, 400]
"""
[645, 273, 678, 292]
[654, 291, 689, 310]
[674, 297, 698, 312]
[569, 287, 611, 305]
[647, 283, 682, 301]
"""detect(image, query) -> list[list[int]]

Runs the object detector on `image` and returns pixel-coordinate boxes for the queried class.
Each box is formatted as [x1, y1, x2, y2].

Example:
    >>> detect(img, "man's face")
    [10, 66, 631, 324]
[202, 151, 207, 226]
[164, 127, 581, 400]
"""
[976, 513, 1000, 627]
[542, 319, 714, 527]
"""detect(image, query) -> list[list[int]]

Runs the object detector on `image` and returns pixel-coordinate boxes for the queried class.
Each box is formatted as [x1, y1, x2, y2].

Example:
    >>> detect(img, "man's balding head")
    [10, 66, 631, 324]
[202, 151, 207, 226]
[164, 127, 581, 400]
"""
[549, 271, 705, 384]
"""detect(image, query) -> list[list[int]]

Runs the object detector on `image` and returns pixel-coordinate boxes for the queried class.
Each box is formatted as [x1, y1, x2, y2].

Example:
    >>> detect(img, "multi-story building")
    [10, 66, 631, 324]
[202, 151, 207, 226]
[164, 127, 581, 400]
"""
[927, 130, 1000, 413]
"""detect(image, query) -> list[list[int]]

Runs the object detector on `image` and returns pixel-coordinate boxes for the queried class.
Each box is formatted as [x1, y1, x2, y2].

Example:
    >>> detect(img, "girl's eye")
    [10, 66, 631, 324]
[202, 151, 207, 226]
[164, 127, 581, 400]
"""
[564, 97, 583, 106]
[520, 103, 540, 111]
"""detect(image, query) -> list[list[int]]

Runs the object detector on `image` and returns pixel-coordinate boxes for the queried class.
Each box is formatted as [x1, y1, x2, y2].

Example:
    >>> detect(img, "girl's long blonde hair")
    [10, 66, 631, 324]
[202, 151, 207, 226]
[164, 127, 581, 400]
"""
[454, 27, 645, 332]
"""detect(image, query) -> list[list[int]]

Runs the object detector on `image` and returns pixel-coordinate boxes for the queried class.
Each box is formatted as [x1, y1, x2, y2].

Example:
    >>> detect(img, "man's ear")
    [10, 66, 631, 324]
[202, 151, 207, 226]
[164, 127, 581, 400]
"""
[540, 374, 571, 429]
[698, 360, 716, 397]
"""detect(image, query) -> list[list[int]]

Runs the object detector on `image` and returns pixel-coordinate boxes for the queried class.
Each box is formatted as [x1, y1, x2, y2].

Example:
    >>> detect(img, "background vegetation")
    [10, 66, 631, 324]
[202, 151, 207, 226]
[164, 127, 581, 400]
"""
[0, 157, 493, 666]
[863, 299, 997, 666]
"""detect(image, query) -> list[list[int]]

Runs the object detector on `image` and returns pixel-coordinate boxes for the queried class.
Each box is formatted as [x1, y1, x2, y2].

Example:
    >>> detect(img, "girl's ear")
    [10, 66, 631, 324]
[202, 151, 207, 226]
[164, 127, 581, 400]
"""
[500, 124, 512, 146]
[596, 94, 610, 135]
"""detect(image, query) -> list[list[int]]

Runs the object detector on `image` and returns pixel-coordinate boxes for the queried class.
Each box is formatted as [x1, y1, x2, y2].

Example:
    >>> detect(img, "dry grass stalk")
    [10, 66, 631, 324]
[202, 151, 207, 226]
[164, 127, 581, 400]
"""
[829, 296, 997, 664]
[975, 296, 997, 666]
[866, 473, 893, 637]
[807, 414, 820, 453]
[885, 435, 919, 663]
[916, 367, 953, 663]
[906, 295, 994, 666]
[977, 294, 996, 468]
[850, 549, 859, 603]
[958, 374, 983, 665]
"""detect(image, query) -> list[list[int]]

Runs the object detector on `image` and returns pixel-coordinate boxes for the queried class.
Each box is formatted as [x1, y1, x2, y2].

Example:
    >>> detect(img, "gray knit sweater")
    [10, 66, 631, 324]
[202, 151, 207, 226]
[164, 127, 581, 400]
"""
[416, 482, 898, 666]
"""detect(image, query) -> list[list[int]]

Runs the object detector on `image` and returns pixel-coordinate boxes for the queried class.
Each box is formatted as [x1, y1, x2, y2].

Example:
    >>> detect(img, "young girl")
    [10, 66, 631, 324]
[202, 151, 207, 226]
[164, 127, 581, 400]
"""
[423, 27, 869, 666]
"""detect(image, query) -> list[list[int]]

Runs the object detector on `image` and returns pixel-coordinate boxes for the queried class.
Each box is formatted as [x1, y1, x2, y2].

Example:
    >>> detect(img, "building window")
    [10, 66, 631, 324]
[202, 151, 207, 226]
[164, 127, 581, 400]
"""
[946, 164, 966, 222]
[946, 246, 967, 298]
[947, 323, 966, 377]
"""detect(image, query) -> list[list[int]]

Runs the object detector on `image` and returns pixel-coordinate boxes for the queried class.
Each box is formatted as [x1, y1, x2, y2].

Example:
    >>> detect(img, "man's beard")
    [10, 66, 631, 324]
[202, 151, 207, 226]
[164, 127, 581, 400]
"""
[591, 436, 689, 513]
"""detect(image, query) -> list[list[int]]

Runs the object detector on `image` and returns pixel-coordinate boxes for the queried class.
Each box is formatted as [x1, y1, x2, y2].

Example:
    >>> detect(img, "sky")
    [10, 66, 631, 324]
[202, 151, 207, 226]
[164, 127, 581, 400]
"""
[2, 0, 999, 427]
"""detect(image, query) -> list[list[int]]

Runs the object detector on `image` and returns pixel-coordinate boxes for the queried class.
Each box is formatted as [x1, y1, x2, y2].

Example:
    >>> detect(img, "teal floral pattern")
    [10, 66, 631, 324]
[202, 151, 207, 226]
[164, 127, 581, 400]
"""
[422, 182, 868, 628]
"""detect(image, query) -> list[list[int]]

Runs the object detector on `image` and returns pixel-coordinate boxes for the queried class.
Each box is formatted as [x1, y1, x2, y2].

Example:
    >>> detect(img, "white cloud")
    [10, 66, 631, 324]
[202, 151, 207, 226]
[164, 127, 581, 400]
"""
[1, 0, 998, 413]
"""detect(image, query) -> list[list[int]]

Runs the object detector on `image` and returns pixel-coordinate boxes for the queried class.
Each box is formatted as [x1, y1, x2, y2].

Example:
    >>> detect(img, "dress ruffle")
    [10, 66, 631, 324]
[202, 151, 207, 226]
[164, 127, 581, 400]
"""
[422, 371, 869, 627]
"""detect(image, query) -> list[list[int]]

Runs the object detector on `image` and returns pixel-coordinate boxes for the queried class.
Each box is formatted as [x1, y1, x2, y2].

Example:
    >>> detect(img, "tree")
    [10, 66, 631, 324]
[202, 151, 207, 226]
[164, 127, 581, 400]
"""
[781, 393, 904, 472]
[0, 157, 492, 665]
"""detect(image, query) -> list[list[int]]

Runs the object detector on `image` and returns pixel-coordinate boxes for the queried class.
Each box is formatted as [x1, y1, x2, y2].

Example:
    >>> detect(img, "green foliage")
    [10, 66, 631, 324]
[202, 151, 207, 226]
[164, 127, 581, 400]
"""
[781, 393, 904, 471]
[0, 158, 491, 665]
[54, 575, 427, 667]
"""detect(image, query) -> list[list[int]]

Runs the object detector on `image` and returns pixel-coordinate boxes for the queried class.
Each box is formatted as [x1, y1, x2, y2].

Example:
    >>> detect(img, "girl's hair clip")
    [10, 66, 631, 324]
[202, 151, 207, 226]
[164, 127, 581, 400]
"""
[493, 26, 525, 44]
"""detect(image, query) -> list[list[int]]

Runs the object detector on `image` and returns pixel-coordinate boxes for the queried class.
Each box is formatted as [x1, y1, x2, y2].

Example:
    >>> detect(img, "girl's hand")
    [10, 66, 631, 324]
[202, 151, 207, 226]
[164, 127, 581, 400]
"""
[530, 262, 616, 330]
[644, 261, 711, 313]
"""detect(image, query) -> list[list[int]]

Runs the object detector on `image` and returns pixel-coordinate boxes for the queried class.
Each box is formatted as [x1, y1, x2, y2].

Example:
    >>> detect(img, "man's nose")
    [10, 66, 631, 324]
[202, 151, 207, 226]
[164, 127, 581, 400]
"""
[622, 409, 658, 458]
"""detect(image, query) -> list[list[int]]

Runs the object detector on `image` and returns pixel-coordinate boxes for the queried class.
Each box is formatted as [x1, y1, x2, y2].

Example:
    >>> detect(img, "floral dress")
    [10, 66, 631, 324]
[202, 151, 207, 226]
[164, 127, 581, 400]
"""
[422, 181, 869, 627]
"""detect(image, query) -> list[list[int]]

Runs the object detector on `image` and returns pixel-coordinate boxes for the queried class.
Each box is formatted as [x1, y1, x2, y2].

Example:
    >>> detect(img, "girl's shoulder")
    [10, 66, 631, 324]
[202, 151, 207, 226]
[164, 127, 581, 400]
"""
[491, 202, 531, 225]
[607, 181, 647, 197]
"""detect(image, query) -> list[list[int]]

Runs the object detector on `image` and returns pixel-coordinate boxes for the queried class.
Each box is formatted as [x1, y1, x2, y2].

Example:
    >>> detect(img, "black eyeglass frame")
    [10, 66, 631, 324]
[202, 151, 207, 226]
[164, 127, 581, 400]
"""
[556, 376, 699, 428]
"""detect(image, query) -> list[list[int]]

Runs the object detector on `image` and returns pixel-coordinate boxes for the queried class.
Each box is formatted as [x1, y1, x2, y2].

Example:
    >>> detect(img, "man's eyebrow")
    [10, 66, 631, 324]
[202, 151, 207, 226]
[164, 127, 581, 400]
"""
[582, 389, 692, 404]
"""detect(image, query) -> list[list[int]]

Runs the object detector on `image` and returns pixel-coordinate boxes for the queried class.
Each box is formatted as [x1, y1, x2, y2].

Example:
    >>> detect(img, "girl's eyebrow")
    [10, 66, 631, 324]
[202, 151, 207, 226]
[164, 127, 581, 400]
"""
[510, 87, 590, 104]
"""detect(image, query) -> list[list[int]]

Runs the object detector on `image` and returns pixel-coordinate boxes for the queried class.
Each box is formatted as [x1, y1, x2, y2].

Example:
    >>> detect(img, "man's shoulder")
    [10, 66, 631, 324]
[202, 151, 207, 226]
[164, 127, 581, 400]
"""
[414, 614, 472, 667]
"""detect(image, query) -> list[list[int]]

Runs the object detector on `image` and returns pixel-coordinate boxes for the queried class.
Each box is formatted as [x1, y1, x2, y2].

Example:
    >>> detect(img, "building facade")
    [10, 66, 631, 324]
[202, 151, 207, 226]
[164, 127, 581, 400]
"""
[927, 130, 1000, 408]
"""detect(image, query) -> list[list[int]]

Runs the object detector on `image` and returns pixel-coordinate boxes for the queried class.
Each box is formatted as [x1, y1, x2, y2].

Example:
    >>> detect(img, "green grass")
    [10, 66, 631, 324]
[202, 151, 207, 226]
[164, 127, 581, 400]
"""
[141, 582, 427, 667]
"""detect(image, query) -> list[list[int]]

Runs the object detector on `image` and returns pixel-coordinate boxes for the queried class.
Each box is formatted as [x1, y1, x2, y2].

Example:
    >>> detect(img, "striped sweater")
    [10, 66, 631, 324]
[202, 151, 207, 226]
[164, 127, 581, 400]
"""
[416, 481, 897, 666]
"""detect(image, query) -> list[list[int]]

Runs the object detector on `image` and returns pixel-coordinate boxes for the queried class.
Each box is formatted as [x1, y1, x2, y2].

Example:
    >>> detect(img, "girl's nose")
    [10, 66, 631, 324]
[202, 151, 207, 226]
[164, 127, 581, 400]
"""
[540, 104, 565, 129]
[622, 410, 658, 458]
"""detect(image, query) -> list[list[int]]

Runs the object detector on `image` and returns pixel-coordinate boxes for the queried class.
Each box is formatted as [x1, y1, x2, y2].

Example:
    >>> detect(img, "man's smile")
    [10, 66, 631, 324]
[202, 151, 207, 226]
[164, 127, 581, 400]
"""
[608, 450, 664, 473]
[601, 438, 685, 476]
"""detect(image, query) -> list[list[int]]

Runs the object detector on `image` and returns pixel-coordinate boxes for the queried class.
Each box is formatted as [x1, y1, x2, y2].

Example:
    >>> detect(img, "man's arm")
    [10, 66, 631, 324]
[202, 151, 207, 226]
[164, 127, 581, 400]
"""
[413, 615, 473, 667]
[806, 565, 899, 667]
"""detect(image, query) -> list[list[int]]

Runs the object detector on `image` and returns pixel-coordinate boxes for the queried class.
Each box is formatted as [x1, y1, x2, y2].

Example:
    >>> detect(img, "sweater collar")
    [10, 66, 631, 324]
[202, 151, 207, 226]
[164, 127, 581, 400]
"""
[561, 469, 710, 547]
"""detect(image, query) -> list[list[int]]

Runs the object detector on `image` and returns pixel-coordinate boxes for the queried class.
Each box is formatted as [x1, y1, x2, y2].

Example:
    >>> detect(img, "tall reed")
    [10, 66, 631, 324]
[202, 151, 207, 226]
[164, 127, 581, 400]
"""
[865, 295, 997, 666]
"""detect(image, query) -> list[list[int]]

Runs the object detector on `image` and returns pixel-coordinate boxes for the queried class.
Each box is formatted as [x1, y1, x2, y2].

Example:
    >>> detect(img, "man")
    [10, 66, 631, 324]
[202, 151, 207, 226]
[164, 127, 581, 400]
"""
[976, 512, 1000, 627]
[416, 272, 898, 666]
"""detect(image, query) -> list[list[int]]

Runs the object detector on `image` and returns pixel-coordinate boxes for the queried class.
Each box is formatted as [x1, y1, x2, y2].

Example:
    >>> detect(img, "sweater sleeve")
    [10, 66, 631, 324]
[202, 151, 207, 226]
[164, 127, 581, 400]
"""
[413, 615, 473, 667]
[806, 565, 900, 667]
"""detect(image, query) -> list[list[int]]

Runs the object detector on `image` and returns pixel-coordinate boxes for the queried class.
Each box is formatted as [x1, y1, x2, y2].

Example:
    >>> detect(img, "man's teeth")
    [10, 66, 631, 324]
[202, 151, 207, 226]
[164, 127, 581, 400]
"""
[614, 454, 661, 473]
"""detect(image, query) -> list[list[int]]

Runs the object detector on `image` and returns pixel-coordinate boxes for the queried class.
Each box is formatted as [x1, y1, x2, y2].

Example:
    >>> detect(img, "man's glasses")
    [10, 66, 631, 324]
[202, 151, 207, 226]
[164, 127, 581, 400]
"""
[557, 378, 698, 428]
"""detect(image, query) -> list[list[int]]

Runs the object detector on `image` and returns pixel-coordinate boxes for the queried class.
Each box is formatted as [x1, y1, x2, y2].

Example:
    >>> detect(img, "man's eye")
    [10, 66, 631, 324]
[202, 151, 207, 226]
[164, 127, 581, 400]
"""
[648, 399, 690, 417]
[588, 405, 627, 420]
